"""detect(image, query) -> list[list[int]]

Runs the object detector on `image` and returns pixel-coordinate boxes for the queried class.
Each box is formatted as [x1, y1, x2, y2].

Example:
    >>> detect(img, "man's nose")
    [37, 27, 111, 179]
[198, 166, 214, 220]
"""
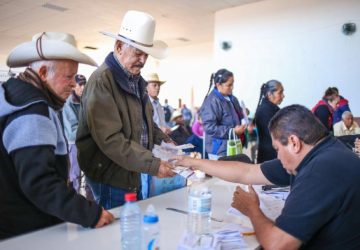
[139, 54, 148, 64]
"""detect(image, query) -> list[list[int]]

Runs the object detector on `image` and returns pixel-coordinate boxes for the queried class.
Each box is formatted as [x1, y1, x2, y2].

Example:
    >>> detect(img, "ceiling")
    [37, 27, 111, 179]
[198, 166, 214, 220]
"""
[0, 0, 263, 59]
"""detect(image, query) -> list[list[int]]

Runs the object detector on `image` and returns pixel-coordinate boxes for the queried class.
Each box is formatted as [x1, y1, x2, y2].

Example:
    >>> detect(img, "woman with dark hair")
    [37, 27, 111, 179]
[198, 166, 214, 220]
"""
[200, 69, 246, 157]
[312, 87, 340, 132]
[254, 80, 284, 163]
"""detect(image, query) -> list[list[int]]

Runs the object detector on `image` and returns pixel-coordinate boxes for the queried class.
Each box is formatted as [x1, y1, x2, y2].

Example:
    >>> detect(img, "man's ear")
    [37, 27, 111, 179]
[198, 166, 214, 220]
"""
[115, 40, 123, 54]
[288, 135, 302, 153]
[38, 65, 48, 82]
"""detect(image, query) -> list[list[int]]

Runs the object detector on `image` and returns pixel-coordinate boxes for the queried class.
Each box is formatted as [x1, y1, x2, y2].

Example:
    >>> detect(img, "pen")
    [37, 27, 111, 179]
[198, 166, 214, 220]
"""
[166, 207, 223, 222]
[242, 231, 256, 236]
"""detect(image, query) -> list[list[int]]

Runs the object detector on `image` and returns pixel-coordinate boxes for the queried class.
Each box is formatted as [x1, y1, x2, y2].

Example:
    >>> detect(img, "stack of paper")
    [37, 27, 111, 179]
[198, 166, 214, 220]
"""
[213, 229, 247, 249]
[178, 224, 250, 250]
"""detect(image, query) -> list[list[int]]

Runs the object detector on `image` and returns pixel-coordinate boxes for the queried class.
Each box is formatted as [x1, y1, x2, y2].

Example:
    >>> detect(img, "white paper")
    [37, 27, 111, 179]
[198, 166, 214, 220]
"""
[160, 141, 194, 150]
[152, 142, 195, 179]
[172, 165, 195, 179]
[228, 192, 285, 221]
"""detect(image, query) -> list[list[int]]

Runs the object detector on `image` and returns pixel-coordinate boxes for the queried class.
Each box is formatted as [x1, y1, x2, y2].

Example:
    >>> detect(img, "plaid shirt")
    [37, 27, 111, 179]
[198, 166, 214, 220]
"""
[114, 54, 149, 149]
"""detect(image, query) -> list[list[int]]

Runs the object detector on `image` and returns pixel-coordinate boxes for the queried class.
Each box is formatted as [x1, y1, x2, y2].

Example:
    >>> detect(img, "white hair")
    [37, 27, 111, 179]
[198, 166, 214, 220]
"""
[29, 60, 57, 78]
[114, 40, 136, 51]
[342, 111, 353, 120]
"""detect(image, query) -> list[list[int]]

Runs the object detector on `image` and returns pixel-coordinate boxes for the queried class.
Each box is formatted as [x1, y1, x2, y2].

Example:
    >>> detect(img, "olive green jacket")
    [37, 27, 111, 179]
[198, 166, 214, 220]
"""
[76, 60, 169, 191]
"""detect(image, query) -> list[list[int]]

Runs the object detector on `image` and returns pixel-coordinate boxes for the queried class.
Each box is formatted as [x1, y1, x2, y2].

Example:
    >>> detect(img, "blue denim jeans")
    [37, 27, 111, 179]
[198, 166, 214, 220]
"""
[86, 177, 142, 209]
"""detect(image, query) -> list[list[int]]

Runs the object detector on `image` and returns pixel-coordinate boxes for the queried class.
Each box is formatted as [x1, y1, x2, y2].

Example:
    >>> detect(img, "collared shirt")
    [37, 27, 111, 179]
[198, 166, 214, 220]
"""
[149, 96, 166, 127]
[333, 120, 360, 136]
[113, 54, 149, 149]
[261, 136, 360, 248]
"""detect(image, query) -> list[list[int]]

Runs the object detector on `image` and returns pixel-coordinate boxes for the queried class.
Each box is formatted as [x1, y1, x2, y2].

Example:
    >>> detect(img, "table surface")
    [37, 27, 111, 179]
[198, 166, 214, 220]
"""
[0, 178, 283, 250]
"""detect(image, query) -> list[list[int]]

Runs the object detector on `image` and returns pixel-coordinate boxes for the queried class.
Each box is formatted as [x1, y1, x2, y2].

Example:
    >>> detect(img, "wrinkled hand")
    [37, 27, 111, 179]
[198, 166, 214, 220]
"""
[234, 124, 247, 136]
[169, 155, 197, 169]
[95, 209, 115, 228]
[156, 160, 176, 178]
[231, 185, 260, 217]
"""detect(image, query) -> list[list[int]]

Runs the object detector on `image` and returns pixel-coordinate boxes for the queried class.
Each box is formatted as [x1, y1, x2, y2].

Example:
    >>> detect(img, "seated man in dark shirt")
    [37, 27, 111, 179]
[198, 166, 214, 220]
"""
[174, 104, 360, 249]
[170, 110, 193, 145]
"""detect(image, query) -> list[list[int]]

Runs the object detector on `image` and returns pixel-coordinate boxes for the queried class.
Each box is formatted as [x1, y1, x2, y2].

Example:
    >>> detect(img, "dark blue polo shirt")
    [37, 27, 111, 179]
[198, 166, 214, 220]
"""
[260, 136, 360, 249]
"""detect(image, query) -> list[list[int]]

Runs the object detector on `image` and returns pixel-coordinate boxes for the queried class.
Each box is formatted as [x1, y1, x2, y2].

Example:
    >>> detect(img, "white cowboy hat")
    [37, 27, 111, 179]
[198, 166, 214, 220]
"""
[6, 32, 97, 68]
[171, 109, 183, 121]
[100, 10, 168, 59]
[144, 72, 166, 85]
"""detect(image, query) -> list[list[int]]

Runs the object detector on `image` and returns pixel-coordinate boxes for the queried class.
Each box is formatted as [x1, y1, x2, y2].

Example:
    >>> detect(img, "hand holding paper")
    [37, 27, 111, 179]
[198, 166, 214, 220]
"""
[157, 160, 177, 178]
[231, 185, 260, 217]
[153, 142, 196, 179]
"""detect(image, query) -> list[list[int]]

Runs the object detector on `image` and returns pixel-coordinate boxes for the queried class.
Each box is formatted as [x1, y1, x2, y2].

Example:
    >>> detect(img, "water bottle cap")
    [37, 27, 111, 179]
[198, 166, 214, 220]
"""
[124, 193, 137, 202]
[143, 214, 159, 223]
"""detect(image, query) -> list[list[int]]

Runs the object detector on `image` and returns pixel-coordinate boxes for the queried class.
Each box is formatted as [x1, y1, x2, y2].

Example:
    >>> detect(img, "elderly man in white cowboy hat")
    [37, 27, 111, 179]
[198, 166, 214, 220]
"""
[76, 10, 175, 209]
[0, 32, 114, 239]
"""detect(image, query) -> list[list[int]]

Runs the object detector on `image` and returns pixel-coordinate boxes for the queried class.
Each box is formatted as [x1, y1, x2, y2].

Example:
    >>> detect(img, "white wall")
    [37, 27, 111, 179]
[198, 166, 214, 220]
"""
[149, 42, 214, 109]
[214, 0, 360, 116]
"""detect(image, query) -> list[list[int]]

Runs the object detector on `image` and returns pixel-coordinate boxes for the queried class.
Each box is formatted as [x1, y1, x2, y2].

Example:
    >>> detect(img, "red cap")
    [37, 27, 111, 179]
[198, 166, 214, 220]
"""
[124, 193, 137, 202]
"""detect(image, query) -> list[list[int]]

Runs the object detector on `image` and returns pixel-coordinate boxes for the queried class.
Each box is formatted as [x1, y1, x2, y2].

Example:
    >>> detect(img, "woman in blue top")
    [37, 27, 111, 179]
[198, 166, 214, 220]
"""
[254, 80, 285, 163]
[200, 69, 246, 157]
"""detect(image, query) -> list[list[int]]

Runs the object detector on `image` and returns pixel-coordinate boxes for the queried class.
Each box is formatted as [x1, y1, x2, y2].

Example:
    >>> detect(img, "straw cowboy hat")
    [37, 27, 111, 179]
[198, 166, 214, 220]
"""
[100, 10, 168, 59]
[144, 72, 166, 85]
[171, 110, 183, 121]
[6, 32, 97, 68]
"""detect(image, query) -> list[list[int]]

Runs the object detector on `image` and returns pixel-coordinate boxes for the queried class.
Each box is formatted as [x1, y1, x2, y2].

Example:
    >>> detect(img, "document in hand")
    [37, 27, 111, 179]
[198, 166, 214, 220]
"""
[171, 165, 195, 179]
[228, 188, 285, 221]
[152, 142, 195, 179]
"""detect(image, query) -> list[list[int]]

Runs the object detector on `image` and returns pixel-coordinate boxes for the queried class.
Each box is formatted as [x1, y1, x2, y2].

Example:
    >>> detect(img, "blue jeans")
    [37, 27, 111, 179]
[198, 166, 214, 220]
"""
[86, 177, 142, 209]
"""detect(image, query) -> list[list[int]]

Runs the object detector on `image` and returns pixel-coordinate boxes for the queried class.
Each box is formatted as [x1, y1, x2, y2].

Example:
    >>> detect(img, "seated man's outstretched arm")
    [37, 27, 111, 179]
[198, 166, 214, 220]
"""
[173, 156, 272, 185]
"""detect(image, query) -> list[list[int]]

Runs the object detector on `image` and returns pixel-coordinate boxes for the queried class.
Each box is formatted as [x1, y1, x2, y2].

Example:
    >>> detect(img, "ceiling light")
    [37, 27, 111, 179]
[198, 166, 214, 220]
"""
[177, 37, 190, 42]
[84, 46, 98, 50]
[42, 3, 68, 12]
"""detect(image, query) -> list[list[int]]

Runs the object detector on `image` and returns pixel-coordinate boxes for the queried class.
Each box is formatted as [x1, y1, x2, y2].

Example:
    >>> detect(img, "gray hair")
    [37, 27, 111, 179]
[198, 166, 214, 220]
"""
[114, 40, 134, 51]
[342, 111, 353, 120]
[29, 60, 56, 78]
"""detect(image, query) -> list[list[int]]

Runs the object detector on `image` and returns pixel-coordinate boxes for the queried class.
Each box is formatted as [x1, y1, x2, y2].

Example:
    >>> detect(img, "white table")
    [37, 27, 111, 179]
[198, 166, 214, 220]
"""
[0, 178, 275, 250]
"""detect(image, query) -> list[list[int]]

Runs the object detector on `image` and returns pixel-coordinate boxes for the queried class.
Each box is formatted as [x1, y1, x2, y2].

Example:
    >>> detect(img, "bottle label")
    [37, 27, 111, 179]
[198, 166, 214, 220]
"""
[144, 233, 160, 250]
[147, 237, 160, 250]
[188, 196, 211, 213]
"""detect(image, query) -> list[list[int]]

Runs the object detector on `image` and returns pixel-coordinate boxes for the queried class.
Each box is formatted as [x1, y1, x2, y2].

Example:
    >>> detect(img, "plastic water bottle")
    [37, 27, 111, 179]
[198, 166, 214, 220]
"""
[187, 171, 212, 235]
[142, 204, 160, 250]
[120, 193, 142, 250]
